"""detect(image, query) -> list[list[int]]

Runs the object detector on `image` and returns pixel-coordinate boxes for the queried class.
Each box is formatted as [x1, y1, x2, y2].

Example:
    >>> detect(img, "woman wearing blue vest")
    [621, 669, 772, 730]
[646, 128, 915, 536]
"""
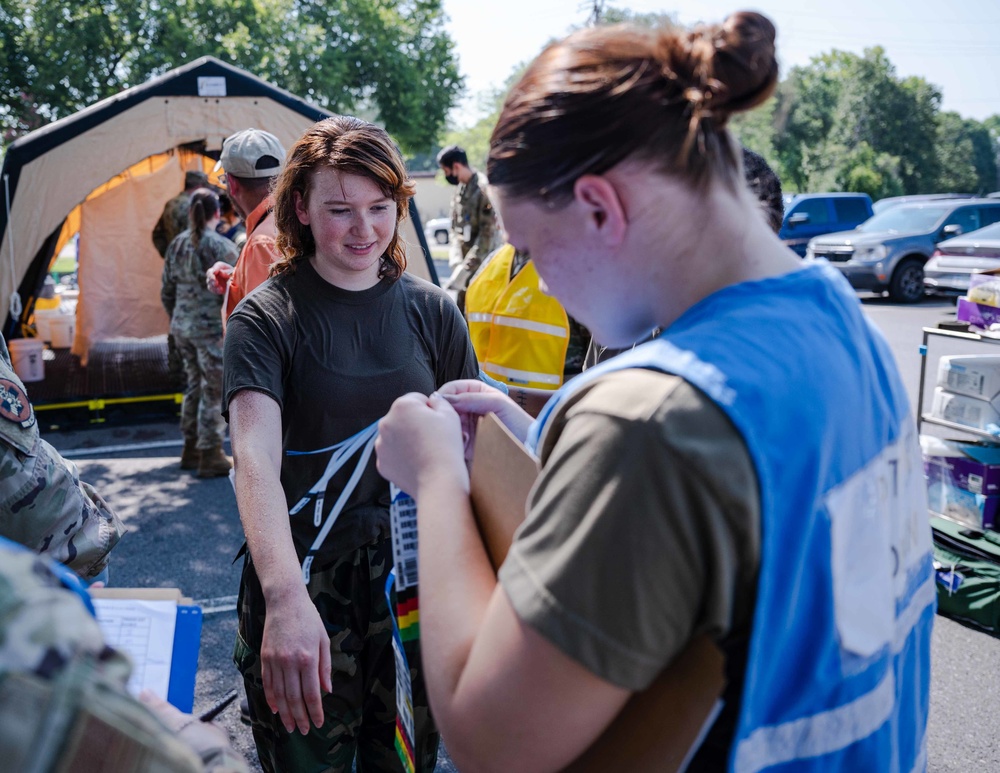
[376, 10, 934, 773]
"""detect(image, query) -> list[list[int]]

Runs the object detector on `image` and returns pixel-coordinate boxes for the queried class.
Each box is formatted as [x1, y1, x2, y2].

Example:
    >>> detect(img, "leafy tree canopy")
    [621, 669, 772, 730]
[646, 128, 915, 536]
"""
[0, 0, 462, 153]
[441, 7, 1000, 201]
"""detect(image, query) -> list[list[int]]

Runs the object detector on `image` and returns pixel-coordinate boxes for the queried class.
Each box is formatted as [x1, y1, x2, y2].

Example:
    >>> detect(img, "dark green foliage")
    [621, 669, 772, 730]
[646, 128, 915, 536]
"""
[0, 0, 462, 153]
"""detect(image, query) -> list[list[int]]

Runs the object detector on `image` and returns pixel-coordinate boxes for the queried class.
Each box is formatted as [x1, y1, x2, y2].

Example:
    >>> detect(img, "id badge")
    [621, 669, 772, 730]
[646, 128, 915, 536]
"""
[463, 224, 472, 242]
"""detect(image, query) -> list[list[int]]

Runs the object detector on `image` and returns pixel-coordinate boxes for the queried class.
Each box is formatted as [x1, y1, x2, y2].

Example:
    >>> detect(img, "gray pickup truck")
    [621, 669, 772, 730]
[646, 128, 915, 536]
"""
[806, 199, 1000, 302]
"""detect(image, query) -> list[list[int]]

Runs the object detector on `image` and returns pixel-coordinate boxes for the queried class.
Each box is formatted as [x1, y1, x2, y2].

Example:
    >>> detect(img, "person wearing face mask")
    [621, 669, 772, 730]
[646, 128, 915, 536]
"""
[436, 145, 501, 312]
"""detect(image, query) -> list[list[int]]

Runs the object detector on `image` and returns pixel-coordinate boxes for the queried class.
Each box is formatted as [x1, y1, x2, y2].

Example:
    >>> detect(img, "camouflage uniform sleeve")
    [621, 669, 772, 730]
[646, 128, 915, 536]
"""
[462, 187, 499, 277]
[0, 435, 125, 581]
[211, 232, 239, 268]
[152, 212, 171, 258]
[0, 545, 250, 773]
[162, 242, 178, 316]
[0, 546, 113, 673]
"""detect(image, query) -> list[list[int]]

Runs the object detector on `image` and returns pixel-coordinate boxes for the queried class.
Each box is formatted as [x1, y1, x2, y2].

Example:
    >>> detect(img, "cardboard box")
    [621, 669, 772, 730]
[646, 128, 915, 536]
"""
[926, 478, 1000, 531]
[937, 355, 1000, 401]
[957, 297, 1000, 328]
[922, 436, 1000, 530]
[968, 268, 1000, 308]
[930, 387, 1000, 433]
[921, 436, 1000, 495]
[469, 413, 724, 772]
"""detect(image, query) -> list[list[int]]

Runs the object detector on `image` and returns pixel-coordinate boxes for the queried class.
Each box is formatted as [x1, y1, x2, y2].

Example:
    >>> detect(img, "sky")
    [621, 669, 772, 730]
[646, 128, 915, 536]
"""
[441, 0, 1000, 128]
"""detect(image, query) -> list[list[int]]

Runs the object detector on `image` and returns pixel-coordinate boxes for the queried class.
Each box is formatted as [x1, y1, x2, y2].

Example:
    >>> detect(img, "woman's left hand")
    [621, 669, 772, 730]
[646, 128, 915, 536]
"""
[376, 392, 468, 498]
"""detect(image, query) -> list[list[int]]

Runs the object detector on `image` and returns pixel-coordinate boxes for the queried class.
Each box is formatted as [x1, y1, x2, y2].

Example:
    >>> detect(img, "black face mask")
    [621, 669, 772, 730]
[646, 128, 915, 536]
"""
[444, 174, 459, 186]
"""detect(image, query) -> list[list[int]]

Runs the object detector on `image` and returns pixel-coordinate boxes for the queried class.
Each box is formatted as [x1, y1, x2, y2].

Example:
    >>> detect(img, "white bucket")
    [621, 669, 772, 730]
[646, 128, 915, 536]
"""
[34, 307, 61, 343]
[49, 313, 75, 348]
[8, 338, 45, 382]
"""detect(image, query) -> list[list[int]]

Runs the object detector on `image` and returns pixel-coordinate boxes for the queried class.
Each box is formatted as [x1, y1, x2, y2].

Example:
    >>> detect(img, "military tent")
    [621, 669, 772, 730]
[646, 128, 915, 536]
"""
[0, 56, 437, 361]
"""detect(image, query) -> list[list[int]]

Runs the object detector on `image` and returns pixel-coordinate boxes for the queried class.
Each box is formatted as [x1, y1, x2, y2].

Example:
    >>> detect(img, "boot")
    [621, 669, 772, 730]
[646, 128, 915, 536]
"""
[197, 444, 232, 478]
[180, 440, 199, 470]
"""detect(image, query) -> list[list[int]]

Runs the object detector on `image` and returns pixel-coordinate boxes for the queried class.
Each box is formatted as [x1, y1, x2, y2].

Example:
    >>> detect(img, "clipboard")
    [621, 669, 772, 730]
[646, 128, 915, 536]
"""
[469, 413, 726, 773]
[90, 588, 202, 712]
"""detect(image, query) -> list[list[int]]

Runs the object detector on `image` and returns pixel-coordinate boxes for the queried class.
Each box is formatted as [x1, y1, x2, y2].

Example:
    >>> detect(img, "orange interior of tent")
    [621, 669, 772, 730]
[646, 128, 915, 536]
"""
[49, 149, 222, 266]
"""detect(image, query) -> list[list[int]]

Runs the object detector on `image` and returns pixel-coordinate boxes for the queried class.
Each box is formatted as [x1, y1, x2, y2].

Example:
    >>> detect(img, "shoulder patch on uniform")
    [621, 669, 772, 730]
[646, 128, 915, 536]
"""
[0, 378, 35, 428]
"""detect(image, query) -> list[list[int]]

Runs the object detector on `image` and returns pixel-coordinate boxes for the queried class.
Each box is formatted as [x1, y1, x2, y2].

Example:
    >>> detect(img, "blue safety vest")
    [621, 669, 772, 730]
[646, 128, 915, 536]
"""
[529, 262, 933, 773]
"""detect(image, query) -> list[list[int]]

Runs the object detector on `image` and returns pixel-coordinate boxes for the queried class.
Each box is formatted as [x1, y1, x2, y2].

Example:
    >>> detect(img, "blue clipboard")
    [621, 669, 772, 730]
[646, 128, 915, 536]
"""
[166, 604, 203, 712]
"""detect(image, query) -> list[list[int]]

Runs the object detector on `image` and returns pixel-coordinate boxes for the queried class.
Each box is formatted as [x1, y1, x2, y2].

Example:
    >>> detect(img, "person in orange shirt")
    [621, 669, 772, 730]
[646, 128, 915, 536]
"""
[206, 129, 286, 325]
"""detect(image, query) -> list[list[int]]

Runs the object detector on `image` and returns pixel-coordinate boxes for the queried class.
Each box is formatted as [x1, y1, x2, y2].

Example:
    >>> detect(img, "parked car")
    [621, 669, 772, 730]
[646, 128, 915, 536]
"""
[779, 193, 873, 257]
[423, 216, 450, 245]
[872, 193, 976, 215]
[924, 221, 1000, 294]
[807, 199, 1000, 302]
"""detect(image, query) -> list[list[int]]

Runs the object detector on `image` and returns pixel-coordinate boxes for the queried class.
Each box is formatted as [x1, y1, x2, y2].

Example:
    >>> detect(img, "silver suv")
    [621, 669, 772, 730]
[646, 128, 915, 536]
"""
[806, 200, 1000, 302]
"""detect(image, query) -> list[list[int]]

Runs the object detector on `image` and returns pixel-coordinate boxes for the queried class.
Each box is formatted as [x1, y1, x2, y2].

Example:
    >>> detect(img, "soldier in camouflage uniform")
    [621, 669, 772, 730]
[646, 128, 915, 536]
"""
[233, 540, 438, 773]
[155, 170, 211, 387]
[161, 188, 238, 478]
[0, 337, 124, 582]
[0, 537, 249, 772]
[437, 146, 501, 313]
[154, 170, 210, 258]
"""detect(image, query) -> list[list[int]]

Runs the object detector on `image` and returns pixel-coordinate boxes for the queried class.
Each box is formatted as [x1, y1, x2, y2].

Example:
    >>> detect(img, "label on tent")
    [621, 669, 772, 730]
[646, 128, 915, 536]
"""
[197, 77, 227, 97]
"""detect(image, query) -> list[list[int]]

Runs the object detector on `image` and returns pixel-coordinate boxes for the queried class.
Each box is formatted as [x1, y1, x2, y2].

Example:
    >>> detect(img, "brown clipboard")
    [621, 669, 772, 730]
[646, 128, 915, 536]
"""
[469, 412, 725, 773]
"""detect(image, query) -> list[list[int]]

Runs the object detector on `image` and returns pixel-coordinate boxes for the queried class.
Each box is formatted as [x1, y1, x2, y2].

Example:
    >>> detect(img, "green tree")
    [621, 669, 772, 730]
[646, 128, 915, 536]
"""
[0, 0, 462, 153]
[441, 64, 529, 173]
[730, 96, 777, 166]
[598, 8, 675, 27]
[771, 48, 942, 196]
[771, 55, 843, 192]
[830, 142, 904, 200]
[935, 112, 983, 193]
[942, 114, 998, 194]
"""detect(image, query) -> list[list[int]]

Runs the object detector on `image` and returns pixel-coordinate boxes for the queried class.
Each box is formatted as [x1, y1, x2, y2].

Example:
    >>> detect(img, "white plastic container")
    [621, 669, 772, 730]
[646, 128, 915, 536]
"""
[937, 354, 1000, 402]
[931, 387, 1000, 434]
[34, 307, 61, 343]
[8, 338, 45, 382]
[49, 313, 75, 348]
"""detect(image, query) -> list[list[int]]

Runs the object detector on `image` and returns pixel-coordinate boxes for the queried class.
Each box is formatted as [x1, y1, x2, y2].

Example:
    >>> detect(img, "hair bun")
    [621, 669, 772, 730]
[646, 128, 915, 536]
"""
[659, 10, 777, 126]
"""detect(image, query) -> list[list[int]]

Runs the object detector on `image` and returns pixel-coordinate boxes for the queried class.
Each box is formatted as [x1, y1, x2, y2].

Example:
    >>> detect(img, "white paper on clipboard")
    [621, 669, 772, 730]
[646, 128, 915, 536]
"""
[93, 598, 178, 698]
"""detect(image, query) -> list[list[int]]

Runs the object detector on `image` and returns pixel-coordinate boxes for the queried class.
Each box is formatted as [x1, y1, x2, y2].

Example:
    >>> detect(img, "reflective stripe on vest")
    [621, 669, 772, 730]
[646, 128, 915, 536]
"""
[466, 245, 570, 390]
[528, 262, 933, 772]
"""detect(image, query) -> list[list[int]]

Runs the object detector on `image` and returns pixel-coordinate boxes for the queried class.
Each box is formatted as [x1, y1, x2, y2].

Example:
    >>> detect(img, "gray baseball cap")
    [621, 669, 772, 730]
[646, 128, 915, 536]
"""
[214, 129, 286, 179]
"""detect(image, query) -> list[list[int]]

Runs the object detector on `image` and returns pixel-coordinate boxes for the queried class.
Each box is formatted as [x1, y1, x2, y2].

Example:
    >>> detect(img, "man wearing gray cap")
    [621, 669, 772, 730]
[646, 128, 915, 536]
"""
[206, 129, 286, 322]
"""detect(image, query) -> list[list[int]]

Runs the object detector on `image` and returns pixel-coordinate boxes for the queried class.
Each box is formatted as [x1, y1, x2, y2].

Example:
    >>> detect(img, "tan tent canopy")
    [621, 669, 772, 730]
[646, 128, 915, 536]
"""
[0, 56, 437, 348]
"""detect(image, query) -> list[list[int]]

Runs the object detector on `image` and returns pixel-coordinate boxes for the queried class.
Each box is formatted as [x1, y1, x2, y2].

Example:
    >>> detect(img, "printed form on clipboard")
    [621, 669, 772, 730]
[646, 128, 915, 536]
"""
[90, 587, 203, 713]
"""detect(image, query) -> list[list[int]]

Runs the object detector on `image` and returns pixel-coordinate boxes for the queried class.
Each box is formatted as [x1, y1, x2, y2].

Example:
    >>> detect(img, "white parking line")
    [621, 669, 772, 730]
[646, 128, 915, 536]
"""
[195, 595, 240, 615]
[60, 439, 184, 458]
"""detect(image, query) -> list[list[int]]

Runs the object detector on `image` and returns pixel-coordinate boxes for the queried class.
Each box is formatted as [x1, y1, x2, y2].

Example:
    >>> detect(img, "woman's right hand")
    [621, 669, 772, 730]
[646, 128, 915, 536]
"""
[438, 379, 534, 446]
[259, 588, 332, 735]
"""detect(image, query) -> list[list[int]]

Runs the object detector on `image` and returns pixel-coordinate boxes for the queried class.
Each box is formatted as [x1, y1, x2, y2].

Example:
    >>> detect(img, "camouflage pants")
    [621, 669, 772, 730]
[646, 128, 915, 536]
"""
[234, 537, 439, 773]
[175, 333, 225, 450]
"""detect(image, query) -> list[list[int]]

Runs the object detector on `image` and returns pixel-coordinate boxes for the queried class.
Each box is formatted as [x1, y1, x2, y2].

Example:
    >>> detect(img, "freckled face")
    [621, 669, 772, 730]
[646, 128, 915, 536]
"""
[496, 189, 653, 348]
[496, 191, 613, 333]
[294, 167, 396, 290]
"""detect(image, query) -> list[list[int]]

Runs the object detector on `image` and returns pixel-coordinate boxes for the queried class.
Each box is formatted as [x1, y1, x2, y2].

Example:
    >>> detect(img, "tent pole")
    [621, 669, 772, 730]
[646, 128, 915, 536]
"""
[3, 174, 22, 321]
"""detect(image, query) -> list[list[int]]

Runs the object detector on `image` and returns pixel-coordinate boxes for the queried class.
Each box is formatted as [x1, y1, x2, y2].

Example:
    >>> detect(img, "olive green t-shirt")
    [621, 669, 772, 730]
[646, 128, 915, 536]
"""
[499, 368, 761, 693]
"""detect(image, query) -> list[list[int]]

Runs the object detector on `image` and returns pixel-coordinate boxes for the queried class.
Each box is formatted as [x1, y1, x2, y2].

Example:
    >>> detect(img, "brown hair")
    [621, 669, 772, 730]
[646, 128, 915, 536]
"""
[271, 116, 415, 281]
[487, 11, 778, 204]
[188, 188, 220, 248]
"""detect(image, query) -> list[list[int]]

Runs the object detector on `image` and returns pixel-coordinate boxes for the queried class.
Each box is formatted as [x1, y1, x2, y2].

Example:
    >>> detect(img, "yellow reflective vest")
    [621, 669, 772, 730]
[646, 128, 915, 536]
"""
[465, 244, 570, 390]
